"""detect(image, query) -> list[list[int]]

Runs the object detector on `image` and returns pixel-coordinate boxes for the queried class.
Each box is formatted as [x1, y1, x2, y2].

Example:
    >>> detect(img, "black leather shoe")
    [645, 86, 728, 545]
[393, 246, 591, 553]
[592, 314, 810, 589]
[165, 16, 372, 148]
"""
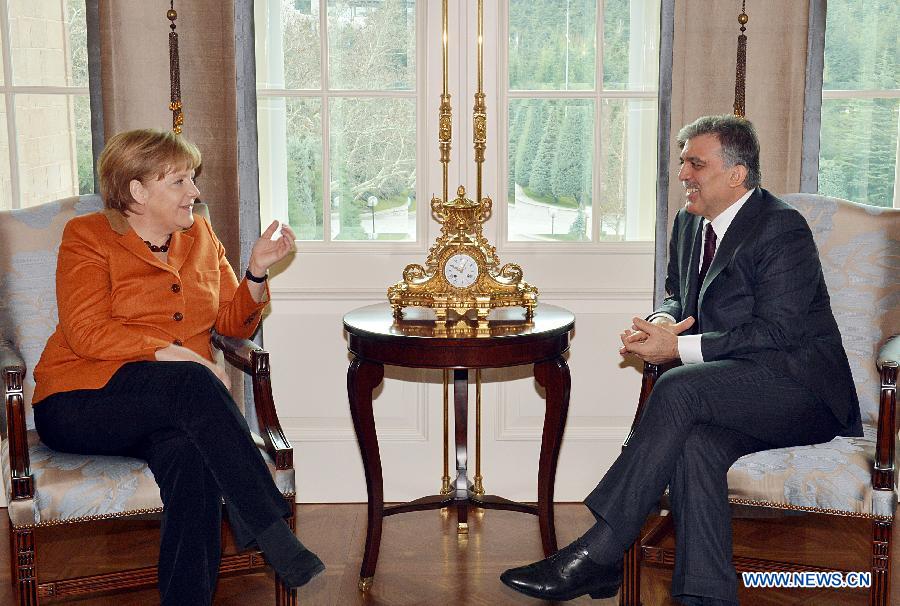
[500, 539, 622, 601]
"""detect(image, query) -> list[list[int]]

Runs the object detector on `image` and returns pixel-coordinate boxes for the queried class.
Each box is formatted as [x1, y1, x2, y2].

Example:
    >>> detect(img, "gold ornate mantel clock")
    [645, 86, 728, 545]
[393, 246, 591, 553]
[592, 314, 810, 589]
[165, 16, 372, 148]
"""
[387, 0, 537, 324]
[388, 186, 537, 322]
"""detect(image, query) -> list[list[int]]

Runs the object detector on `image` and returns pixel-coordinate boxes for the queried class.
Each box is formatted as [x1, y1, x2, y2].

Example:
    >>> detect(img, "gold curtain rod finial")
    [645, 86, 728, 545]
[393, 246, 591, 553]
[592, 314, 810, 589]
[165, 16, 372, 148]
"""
[733, 0, 748, 118]
[168, 1, 184, 133]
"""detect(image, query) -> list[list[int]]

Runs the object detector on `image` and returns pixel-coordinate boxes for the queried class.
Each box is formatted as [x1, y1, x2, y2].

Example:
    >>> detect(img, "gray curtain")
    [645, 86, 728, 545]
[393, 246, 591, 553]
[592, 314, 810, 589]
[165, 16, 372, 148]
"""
[654, 0, 676, 308]
[86, 0, 103, 191]
[800, 0, 826, 193]
[234, 0, 263, 432]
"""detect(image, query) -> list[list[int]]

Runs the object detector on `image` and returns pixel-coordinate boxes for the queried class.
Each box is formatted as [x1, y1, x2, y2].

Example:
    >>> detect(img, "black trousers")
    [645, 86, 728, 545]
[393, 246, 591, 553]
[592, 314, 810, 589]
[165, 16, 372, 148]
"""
[34, 361, 291, 606]
[583, 360, 843, 604]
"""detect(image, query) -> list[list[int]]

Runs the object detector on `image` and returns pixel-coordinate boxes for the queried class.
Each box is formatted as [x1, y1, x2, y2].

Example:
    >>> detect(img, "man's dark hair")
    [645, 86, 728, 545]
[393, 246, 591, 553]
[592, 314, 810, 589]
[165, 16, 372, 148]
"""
[676, 114, 761, 190]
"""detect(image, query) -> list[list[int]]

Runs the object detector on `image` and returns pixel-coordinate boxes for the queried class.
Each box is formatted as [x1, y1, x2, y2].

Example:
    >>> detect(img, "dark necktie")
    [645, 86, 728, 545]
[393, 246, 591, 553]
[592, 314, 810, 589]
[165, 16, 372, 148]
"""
[698, 224, 717, 286]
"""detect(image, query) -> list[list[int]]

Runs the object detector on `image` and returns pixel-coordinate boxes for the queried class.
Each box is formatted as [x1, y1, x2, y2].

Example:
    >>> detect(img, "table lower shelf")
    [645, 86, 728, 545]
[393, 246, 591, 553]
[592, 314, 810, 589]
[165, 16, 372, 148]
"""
[383, 491, 540, 518]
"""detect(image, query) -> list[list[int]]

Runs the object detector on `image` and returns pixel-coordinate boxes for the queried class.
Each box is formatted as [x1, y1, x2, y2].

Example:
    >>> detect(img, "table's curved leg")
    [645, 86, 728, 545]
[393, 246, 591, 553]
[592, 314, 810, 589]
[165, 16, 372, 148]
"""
[453, 368, 469, 533]
[534, 355, 571, 557]
[347, 356, 385, 590]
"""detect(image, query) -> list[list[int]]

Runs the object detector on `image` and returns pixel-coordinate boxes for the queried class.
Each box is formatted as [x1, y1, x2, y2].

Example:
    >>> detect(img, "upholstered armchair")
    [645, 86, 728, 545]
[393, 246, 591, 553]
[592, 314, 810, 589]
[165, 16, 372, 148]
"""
[621, 193, 899, 606]
[0, 195, 297, 604]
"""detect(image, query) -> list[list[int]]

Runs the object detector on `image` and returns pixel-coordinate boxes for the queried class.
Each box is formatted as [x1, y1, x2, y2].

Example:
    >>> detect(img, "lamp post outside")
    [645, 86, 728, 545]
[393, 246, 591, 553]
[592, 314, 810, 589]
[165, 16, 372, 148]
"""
[367, 195, 378, 240]
[550, 208, 558, 235]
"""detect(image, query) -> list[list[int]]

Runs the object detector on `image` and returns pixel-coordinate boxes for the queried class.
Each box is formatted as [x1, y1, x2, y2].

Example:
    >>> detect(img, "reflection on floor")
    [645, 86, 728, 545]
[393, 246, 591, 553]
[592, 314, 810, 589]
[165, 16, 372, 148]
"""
[0, 503, 895, 605]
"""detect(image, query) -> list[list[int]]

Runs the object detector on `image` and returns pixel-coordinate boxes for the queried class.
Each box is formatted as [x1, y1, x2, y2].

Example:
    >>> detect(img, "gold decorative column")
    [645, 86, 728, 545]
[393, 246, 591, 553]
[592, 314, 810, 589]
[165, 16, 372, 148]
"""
[473, 0, 486, 207]
[439, 0, 452, 203]
[411, 0, 534, 503]
[470, 0, 487, 499]
[440, 370, 452, 495]
[438, 0, 453, 497]
[473, 369, 485, 495]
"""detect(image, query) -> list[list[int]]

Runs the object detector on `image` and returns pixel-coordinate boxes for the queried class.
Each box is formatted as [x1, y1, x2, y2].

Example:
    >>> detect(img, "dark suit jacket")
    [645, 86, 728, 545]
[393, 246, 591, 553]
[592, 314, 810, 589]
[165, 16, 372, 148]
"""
[656, 188, 862, 436]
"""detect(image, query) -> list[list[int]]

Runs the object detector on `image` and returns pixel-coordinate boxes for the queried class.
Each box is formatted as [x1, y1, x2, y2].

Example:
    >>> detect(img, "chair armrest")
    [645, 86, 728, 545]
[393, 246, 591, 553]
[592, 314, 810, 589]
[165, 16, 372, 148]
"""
[877, 335, 900, 370]
[1, 342, 34, 499]
[874, 335, 899, 492]
[210, 332, 293, 470]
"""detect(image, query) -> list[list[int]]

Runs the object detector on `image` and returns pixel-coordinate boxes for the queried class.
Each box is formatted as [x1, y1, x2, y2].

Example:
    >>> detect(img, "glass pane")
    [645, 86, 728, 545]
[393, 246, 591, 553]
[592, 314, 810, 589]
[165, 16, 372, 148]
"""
[256, 0, 321, 90]
[66, 0, 88, 87]
[285, 99, 324, 239]
[508, 0, 596, 91]
[603, 0, 660, 91]
[15, 95, 81, 208]
[73, 94, 93, 194]
[329, 97, 416, 240]
[507, 99, 594, 241]
[0, 96, 11, 210]
[9, 0, 87, 87]
[598, 98, 657, 241]
[819, 98, 898, 207]
[823, 0, 899, 90]
[327, 0, 416, 90]
[257, 97, 324, 240]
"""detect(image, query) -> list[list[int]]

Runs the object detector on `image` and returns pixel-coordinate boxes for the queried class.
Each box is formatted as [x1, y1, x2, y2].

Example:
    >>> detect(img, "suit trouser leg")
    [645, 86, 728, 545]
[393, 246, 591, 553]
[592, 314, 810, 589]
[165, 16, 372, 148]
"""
[141, 430, 223, 606]
[668, 425, 766, 604]
[582, 360, 843, 600]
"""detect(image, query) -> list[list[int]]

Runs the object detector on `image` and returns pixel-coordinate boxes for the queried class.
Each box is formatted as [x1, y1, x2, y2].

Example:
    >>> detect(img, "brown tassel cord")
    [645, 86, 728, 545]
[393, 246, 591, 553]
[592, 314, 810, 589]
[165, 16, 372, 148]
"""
[167, 2, 184, 133]
[734, 1, 748, 118]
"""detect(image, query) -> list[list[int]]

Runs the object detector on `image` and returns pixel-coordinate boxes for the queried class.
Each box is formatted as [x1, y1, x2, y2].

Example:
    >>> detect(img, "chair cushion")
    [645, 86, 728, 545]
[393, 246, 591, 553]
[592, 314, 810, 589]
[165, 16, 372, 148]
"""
[783, 194, 900, 427]
[727, 424, 893, 519]
[0, 195, 105, 430]
[2, 430, 295, 528]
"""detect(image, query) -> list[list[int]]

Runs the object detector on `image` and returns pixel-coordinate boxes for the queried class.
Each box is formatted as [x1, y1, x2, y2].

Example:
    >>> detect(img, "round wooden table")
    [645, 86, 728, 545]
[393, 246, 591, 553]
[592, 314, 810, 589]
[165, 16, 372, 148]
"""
[343, 303, 575, 590]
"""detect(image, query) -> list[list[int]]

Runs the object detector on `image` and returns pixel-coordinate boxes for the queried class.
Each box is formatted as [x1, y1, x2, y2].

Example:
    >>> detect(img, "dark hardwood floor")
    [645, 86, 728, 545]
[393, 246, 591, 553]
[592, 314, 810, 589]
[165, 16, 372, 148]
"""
[1, 504, 896, 605]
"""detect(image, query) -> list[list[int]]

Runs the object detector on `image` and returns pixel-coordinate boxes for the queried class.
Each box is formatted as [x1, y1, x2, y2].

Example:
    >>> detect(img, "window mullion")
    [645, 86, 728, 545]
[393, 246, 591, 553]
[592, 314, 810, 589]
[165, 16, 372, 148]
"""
[821, 89, 900, 100]
[0, 0, 20, 209]
[499, 0, 509, 247]
[894, 114, 900, 208]
[320, 0, 332, 242]
[592, 0, 604, 244]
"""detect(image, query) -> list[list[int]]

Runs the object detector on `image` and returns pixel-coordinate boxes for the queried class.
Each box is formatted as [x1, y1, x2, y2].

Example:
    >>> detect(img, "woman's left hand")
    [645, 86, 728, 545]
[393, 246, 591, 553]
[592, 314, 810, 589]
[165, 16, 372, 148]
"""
[247, 221, 296, 276]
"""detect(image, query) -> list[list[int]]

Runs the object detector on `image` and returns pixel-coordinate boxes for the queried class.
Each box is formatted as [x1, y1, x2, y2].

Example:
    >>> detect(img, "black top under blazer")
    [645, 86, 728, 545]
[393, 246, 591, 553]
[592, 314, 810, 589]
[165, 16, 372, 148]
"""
[656, 187, 863, 437]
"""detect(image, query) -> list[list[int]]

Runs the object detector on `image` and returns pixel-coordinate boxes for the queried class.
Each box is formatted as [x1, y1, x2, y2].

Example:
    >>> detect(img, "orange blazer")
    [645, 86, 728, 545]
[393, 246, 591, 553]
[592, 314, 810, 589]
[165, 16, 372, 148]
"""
[33, 209, 269, 404]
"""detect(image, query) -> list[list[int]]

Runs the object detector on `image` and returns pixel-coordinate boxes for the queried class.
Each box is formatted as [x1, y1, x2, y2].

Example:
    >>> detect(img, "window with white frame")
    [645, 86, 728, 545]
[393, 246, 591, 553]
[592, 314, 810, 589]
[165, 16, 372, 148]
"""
[254, 0, 419, 242]
[504, 0, 660, 242]
[0, 0, 93, 210]
[819, 0, 899, 208]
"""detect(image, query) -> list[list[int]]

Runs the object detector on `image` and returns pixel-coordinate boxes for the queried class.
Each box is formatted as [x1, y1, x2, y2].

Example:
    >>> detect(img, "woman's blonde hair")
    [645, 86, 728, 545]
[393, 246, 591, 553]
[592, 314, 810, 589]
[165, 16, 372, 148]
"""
[98, 129, 202, 213]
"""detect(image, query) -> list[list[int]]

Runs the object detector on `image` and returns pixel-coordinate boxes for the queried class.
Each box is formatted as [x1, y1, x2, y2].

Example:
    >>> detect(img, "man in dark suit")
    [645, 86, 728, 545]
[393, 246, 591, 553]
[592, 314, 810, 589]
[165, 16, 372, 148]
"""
[500, 115, 861, 605]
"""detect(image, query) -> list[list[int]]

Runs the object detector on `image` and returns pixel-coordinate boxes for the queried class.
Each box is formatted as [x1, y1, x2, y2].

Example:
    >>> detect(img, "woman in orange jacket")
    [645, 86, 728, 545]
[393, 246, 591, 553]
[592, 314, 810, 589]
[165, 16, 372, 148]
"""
[32, 129, 323, 605]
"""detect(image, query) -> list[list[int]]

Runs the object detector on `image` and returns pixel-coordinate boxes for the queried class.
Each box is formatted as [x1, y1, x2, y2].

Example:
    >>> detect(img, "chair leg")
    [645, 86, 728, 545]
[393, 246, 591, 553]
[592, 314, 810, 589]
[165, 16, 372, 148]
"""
[620, 541, 641, 606]
[11, 528, 38, 606]
[870, 518, 891, 606]
[275, 577, 298, 606]
[273, 496, 299, 606]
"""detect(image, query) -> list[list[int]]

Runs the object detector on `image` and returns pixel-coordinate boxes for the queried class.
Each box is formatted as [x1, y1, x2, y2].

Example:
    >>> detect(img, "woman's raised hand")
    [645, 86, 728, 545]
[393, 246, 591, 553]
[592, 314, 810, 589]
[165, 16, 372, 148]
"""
[247, 221, 296, 277]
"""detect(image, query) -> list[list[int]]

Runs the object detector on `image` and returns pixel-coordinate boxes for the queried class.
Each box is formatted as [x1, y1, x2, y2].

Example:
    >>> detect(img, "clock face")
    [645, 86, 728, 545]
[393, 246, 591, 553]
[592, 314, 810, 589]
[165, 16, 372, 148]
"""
[443, 253, 480, 289]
